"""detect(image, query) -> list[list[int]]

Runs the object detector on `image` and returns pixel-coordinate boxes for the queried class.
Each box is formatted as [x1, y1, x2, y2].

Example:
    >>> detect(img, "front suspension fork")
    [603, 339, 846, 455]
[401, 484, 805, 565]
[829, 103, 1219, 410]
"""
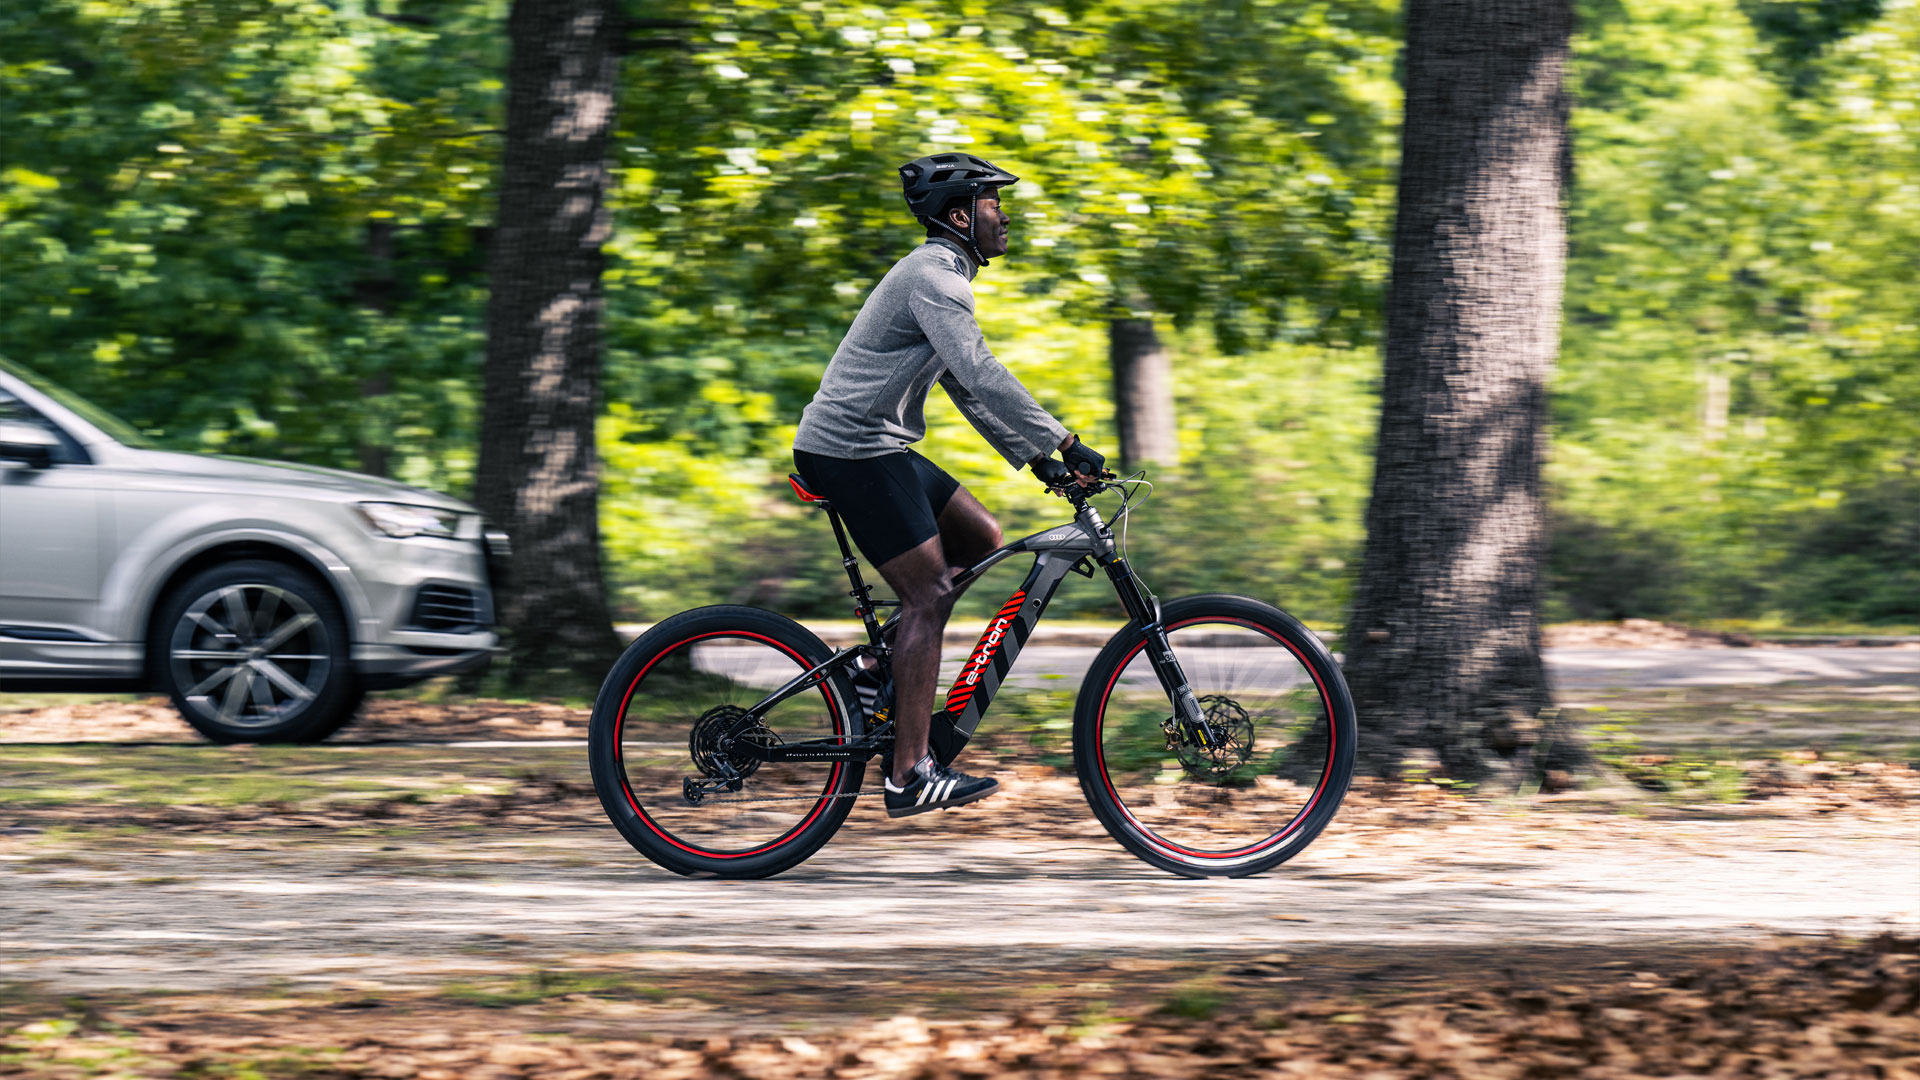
[1104, 559, 1212, 746]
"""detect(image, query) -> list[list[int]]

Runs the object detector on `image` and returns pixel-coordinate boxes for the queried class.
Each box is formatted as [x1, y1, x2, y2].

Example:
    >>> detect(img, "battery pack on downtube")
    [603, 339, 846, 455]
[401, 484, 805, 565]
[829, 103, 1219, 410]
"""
[928, 553, 1078, 767]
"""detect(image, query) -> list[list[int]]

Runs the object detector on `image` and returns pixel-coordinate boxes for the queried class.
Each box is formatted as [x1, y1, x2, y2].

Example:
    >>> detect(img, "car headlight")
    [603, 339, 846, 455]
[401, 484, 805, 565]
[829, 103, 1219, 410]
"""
[356, 502, 462, 539]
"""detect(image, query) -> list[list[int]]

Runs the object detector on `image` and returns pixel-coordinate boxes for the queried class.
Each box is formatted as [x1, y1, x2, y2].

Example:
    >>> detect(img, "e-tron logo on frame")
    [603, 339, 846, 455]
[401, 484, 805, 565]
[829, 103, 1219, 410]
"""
[944, 590, 1026, 714]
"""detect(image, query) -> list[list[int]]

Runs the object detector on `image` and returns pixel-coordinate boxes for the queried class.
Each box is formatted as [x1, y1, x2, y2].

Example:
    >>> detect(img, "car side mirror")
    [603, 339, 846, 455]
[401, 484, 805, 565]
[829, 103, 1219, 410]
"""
[0, 421, 59, 468]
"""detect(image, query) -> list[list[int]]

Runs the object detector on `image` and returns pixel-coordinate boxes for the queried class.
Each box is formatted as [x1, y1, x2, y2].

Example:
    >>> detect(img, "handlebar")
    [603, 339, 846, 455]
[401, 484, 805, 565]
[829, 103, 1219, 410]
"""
[1041, 468, 1121, 504]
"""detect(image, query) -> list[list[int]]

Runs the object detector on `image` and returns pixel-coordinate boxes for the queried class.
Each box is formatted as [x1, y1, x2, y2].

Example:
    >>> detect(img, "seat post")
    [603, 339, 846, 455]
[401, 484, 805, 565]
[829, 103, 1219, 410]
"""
[790, 473, 887, 649]
[823, 506, 886, 648]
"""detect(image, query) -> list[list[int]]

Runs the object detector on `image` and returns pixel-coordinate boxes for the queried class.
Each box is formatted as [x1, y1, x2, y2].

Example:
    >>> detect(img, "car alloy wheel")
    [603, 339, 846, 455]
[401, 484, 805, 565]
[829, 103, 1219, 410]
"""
[168, 583, 333, 731]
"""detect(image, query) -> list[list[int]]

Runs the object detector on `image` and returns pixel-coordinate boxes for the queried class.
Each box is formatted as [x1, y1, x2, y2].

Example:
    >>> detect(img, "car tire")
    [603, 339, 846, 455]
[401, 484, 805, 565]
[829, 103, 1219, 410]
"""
[153, 559, 360, 744]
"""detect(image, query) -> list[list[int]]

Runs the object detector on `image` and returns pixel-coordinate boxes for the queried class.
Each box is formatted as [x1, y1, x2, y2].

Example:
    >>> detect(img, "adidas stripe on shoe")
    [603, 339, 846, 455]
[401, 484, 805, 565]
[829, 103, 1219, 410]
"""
[883, 755, 999, 819]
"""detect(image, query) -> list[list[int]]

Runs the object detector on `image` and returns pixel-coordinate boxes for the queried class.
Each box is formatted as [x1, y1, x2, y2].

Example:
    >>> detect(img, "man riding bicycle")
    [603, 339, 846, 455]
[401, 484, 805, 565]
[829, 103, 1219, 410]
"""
[791, 153, 1107, 819]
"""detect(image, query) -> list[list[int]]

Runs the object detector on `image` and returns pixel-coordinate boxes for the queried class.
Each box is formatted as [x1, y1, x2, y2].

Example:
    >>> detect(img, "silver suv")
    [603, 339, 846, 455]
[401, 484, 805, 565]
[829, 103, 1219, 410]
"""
[0, 357, 502, 742]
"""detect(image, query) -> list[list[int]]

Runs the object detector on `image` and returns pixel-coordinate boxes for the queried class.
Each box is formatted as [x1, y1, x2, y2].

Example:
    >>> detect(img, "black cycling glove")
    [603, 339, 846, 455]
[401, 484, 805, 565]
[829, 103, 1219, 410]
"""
[1063, 437, 1106, 479]
[1031, 457, 1073, 488]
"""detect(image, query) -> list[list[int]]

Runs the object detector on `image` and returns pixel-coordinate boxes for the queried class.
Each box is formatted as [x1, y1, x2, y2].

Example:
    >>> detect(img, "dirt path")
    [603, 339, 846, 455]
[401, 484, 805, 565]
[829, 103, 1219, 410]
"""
[3, 685, 1918, 999]
[6, 683, 1917, 1078]
[6, 765, 1917, 996]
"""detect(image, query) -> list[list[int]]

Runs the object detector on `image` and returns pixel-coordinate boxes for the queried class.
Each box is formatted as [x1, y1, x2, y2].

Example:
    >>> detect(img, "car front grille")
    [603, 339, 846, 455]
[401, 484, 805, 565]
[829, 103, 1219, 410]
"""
[407, 584, 482, 633]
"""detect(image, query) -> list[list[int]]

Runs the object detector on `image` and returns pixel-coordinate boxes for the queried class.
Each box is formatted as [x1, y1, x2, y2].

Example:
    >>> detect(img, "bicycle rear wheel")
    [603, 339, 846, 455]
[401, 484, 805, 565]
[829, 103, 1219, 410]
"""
[588, 606, 864, 878]
[1073, 594, 1356, 877]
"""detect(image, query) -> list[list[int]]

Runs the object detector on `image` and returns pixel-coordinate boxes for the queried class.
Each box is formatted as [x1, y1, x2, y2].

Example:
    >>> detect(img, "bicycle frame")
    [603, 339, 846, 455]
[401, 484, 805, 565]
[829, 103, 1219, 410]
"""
[729, 482, 1210, 768]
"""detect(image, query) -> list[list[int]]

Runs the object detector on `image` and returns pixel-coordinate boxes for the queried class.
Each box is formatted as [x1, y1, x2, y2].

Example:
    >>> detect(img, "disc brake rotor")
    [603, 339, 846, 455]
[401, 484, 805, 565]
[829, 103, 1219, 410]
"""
[1172, 694, 1255, 779]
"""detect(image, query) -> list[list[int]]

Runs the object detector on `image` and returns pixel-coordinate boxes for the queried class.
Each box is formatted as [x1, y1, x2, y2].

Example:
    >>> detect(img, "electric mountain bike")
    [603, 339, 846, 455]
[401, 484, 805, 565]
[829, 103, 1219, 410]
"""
[587, 469, 1357, 878]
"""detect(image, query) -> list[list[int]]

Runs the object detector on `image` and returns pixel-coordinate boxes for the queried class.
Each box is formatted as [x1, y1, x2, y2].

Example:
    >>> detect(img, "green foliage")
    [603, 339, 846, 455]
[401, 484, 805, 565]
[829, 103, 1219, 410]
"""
[1, 0, 1914, 627]
[0, 0, 504, 485]
[1741, 0, 1884, 91]
[1547, 510, 1688, 621]
[593, 1, 1394, 622]
[1555, 0, 1920, 623]
[603, 1, 1396, 454]
[1779, 479, 1920, 622]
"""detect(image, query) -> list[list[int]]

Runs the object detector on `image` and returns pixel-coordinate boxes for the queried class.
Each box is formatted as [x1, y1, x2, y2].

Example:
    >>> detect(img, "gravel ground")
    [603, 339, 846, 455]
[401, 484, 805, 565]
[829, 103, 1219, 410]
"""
[3, 683, 1918, 1077]
[4, 760, 1917, 996]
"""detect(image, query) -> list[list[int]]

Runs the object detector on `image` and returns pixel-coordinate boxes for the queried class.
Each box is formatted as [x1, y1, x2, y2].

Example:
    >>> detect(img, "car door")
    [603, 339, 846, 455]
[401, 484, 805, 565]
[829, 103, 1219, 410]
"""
[0, 384, 107, 678]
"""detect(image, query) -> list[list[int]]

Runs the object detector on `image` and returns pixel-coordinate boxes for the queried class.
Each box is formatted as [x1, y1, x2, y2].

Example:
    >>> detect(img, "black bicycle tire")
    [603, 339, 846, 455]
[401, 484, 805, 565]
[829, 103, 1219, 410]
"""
[587, 605, 864, 878]
[1071, 594, 1358, 878]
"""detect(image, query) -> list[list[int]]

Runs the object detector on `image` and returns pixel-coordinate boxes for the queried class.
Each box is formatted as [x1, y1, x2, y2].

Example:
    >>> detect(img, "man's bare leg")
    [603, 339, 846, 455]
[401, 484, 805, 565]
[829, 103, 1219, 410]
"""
[874, 537, 955, 785]
[873, 487, 1001, 786]
[937, 486, 1002, 590]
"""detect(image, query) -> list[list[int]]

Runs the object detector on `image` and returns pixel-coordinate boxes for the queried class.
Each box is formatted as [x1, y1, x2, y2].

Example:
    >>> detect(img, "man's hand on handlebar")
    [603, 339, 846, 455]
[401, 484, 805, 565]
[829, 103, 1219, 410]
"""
[1031, 457, 1074, 489]
[1030, 435, 1115, 493]
[1062, 436, 1106, 482]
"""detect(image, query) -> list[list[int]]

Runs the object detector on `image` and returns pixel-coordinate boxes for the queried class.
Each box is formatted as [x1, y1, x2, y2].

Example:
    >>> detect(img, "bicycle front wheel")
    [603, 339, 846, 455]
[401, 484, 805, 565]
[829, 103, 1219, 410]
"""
[1073, 594, 1357, 877]
[588, 606, 864, 878]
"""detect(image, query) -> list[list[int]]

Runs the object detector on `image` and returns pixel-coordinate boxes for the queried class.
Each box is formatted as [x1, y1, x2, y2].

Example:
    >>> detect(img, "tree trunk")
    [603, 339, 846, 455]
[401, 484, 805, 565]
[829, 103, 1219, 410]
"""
[1341, 0, 1583, 787]
[354, 220, 396, 478]
[475, 0, 623, 683]
[1108, 317, 1177, 470]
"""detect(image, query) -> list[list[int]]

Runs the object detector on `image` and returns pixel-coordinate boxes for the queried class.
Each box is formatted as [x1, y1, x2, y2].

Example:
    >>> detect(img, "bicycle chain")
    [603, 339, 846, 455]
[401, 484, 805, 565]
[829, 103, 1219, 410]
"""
[689, 787, 879, 807]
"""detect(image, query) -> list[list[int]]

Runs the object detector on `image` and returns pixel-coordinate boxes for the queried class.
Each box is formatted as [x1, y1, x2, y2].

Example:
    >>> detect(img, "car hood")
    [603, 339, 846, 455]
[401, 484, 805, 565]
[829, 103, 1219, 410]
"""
[118, 448, 475, 511]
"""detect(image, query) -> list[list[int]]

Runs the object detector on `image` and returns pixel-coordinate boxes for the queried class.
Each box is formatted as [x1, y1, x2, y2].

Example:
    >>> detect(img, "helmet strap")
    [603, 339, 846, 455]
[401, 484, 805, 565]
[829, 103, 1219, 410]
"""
[930, 189, 990, 267]
[965, 191, 988, 266]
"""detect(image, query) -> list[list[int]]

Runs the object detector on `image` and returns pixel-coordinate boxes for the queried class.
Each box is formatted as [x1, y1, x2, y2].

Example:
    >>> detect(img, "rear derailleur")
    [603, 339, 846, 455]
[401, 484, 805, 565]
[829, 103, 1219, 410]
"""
[684, 704, 778, 805]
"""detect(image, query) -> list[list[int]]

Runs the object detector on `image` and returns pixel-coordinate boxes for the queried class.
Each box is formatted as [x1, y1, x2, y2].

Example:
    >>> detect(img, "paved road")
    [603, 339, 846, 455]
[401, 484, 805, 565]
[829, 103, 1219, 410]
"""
[2, 644, 1913, 998]
[5, 810, 1915, 994]
[973, 645, 1918, 692]
[1545, 647, 1919, 688]
[636, 620, 1919, 691]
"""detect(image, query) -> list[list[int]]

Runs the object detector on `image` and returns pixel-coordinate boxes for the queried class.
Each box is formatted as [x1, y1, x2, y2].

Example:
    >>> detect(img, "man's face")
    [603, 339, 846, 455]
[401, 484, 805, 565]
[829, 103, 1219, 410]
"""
[950, 189, 1010, 260]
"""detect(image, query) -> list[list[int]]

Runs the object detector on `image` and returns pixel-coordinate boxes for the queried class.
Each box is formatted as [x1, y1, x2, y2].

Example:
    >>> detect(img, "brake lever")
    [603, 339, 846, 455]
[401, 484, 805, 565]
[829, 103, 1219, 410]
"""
[1043, 468, 1121, 497]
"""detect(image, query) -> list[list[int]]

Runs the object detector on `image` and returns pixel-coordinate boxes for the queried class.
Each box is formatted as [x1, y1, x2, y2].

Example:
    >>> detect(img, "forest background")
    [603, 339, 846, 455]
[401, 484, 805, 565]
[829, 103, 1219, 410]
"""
[3, 0, 1915, 632]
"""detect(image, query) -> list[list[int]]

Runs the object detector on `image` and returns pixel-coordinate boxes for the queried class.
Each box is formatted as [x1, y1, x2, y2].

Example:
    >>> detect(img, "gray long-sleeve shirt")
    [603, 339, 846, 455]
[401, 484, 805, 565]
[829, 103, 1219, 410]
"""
[792, 238, 1068, 468]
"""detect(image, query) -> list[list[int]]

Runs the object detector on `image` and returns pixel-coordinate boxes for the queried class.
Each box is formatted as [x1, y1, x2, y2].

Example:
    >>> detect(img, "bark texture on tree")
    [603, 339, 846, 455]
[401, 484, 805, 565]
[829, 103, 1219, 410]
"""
[1108, 317, 1177, 470]
[475, 0, 622, 682]
[354, 220, 396, 478]
[1342, 0, 1582, 785]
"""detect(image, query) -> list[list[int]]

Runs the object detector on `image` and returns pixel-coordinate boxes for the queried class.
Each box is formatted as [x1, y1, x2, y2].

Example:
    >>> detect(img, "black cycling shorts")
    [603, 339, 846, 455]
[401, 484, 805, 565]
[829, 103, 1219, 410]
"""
[793, 447, 961, 569]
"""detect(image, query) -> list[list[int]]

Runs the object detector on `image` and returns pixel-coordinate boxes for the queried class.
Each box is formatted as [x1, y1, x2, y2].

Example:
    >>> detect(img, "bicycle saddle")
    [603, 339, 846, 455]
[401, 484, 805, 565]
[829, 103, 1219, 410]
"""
[787, 473, 829, 507]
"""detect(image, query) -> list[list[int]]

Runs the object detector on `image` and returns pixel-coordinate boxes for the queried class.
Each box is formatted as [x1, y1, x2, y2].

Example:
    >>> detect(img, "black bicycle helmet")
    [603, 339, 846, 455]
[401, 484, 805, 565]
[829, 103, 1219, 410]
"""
[899, 153, 1018, 266]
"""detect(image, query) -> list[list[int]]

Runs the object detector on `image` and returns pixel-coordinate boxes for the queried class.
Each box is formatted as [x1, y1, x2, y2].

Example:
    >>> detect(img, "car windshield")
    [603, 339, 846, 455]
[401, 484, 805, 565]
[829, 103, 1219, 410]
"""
[0, 355, 157, 448]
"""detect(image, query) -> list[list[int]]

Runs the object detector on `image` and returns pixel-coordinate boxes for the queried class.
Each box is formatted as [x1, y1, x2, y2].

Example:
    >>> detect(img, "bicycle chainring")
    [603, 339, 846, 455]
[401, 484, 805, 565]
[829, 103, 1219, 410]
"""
[689, 704, 780, 780]
[1173, 694, 1255, 779]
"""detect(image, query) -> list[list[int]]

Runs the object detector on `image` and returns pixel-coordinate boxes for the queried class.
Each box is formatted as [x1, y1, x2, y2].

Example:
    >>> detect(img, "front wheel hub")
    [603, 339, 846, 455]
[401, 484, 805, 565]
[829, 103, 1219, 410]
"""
[1173, 695, 1255, 779]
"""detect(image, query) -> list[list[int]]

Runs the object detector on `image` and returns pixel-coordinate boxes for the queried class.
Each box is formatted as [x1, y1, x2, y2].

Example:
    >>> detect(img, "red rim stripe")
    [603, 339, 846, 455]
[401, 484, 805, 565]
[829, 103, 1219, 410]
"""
[1093, 617, 1337, 862]
[615, 630, 845, 860]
